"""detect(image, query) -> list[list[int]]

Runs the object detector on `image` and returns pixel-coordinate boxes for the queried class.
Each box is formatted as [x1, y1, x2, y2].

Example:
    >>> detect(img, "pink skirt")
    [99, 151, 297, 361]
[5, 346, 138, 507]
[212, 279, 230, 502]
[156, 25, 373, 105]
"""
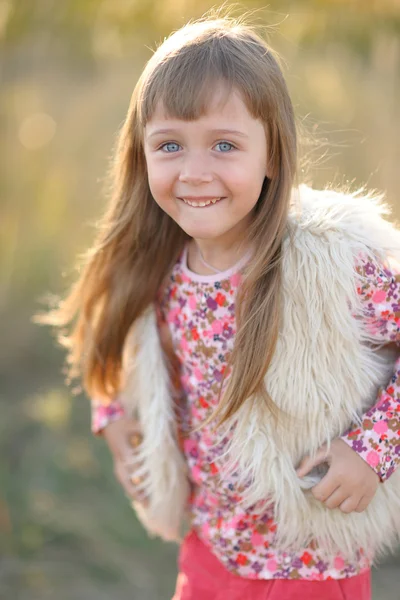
[172, 530, 372, 600]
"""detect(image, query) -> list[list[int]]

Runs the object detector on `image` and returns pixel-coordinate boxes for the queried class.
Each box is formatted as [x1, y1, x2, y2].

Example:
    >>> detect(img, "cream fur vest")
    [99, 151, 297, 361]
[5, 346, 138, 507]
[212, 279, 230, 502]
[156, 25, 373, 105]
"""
[119, 184, 400, 562]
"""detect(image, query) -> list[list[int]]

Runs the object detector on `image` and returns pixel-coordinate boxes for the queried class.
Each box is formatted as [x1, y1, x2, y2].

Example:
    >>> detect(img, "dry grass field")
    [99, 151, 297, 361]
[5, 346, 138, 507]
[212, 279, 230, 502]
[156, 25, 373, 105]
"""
[1, 1, 400, 597]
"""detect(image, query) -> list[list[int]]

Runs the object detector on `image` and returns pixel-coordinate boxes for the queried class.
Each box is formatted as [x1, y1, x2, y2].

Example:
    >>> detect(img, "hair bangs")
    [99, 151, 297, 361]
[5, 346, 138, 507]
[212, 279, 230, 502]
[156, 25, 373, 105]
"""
[139, 35, 264, 125]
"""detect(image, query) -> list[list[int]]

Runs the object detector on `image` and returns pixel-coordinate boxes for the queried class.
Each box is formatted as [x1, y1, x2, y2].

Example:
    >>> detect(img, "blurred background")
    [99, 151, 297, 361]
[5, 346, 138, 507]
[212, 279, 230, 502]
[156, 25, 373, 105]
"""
[1, 0, 400, 598]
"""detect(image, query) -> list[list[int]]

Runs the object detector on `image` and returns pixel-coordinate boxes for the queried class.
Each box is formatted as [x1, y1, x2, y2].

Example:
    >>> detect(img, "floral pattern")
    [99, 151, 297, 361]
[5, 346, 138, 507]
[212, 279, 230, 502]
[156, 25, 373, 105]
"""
[340, 253, 400, 481]
[91, 396, 125, 435]
[91, 244, 400, 581]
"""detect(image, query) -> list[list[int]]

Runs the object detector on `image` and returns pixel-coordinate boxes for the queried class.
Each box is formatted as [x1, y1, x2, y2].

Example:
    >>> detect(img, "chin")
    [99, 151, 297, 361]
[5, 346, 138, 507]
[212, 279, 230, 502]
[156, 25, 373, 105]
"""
[180, 226, 226, 240]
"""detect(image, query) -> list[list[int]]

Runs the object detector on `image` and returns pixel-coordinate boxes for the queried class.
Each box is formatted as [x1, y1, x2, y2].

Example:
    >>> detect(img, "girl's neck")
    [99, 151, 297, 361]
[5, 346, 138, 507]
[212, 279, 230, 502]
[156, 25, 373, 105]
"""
[186, 239, 253, 276]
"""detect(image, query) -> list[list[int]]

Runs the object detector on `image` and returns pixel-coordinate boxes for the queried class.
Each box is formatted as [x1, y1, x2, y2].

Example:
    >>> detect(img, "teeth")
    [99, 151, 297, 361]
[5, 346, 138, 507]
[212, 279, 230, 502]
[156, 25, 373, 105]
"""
[181, 198, 221, 207]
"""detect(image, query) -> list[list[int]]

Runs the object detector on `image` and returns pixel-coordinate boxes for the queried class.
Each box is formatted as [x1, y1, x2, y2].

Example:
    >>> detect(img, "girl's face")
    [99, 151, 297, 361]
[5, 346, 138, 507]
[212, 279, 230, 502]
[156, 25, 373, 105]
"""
[143, 86, 270, 248]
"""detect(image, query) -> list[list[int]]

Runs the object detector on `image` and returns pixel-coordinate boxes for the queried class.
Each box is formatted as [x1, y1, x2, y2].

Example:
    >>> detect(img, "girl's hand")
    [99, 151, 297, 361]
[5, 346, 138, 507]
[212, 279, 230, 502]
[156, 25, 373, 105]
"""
[102, 417, 149, 506]
[296, 438, 380, 514]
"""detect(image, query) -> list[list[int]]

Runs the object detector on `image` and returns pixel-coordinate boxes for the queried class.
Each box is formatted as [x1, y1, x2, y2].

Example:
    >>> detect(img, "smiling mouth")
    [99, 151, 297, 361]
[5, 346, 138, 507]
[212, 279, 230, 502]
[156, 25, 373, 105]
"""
[179, 197, 225, 207]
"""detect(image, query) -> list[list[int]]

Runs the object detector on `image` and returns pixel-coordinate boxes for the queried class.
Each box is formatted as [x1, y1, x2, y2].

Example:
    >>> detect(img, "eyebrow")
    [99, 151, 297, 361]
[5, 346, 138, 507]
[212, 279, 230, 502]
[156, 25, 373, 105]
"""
[146, 128, 249, 140]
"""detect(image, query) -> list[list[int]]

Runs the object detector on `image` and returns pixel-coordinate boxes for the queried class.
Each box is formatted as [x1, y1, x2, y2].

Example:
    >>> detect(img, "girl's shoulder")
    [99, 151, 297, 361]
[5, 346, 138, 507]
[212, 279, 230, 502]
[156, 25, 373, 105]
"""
[288, 184, 400, 263]
[290, 183, 391, 229]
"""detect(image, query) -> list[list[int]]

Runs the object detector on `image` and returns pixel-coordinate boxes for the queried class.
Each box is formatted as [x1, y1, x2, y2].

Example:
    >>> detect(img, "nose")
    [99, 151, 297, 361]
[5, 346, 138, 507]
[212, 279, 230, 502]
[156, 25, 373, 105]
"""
[178, 154, 213, 184]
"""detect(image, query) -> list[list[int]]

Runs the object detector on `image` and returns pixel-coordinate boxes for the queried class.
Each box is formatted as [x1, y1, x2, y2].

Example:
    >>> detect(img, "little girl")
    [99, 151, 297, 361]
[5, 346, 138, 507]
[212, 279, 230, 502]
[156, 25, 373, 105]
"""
[41, 13, 400, 600]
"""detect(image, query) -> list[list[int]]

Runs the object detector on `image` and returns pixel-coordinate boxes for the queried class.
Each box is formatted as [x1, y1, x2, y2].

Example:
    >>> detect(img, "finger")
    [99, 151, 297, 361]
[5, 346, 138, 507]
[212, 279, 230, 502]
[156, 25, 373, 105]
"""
[129, 473, 149, 505]
[123, 452, 140, 472]
[355, 494, 373, 513]
[129, 463, 148, 482]
[124, 473, 148, 503]
[125, 460, 149, 499]
[339, 496, 360, 514]
[324, 486, 349, 510]
[121, 430, 143, 459]
[127, 430, 143, 449]
[123, 454, 147, 481]
[311, 472, 340, 503]
[296, 446, 328, 478]
[114, 461, 147, 501]
[130, 468, 148, 488]
[123, 458, 148, 485]
[129, 484, 148, 502]
[114, 461, 136, 495]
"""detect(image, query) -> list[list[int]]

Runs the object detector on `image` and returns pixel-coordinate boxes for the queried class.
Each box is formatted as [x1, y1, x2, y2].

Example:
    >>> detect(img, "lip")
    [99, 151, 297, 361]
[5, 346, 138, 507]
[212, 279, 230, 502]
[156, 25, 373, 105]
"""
[178, 196, 225, 200]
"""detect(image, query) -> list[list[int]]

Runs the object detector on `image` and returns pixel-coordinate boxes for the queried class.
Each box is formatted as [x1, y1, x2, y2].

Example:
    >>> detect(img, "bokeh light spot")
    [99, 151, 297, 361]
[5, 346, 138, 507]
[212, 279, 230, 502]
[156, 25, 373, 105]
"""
[19, 112, 57, 150]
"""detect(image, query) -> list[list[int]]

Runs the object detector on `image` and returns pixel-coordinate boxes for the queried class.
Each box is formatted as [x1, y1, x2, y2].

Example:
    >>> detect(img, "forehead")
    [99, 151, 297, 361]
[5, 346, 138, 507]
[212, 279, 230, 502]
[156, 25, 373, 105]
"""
[145, 87, 255, 131]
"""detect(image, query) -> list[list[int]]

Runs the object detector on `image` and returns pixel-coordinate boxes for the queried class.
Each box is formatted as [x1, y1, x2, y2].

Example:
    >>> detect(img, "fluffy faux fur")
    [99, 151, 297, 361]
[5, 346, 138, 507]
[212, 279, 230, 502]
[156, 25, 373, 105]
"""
[121, 311, 190, 542]
[119, 184, 400, 562]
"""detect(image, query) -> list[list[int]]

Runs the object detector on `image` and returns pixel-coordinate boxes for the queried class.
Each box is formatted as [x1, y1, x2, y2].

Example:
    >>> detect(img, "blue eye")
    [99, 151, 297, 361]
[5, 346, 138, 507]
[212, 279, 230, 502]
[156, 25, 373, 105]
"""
[216, 141, 235, 152]
[159, 141, 235, 153]
[160, 142, 180, 153]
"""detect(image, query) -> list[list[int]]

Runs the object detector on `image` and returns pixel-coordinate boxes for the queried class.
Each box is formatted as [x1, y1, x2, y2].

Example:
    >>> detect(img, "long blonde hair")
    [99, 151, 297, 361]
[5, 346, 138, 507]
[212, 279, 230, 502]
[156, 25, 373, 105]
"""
[36, 12, 299, 424]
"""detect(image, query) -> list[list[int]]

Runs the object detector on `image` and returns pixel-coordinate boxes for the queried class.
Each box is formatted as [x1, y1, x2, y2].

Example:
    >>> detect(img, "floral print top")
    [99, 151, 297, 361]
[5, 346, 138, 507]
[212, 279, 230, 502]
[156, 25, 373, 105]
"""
[91, 243, 400, 581]
[340, 253, 400, 481]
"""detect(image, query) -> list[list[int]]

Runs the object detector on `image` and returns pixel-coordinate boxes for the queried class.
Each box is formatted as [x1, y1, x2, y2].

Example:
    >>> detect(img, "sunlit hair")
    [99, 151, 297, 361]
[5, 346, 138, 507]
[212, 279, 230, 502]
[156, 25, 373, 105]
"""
[35, 11, 299, 426]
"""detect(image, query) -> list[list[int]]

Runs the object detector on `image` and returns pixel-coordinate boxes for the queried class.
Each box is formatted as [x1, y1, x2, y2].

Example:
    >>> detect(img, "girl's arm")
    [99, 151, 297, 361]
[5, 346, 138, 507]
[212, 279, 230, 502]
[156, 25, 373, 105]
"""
[90, 303, 171, 502]
[91, 397, 147, 502]
[340, 253, 400, 482]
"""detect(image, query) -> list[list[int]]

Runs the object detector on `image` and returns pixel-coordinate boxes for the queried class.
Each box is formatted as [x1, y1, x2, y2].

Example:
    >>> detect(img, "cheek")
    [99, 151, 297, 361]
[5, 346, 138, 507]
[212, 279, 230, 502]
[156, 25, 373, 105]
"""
[146, 164, 173, 199]
[225, 155, 263, 183]
[226, 168, 264, 203]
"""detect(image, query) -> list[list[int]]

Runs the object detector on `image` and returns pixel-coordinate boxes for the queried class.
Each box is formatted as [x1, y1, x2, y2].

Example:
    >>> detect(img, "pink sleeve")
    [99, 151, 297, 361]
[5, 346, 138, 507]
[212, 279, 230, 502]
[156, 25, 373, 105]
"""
[91, 396, 126, 436]
[340, 252, 400, 481]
